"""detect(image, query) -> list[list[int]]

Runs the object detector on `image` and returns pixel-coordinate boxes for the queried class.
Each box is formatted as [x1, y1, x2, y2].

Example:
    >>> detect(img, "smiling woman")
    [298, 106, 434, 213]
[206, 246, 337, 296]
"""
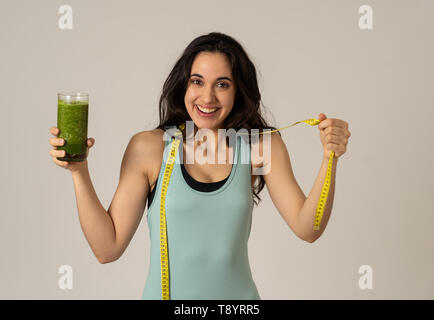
[138, 32, 286, 300]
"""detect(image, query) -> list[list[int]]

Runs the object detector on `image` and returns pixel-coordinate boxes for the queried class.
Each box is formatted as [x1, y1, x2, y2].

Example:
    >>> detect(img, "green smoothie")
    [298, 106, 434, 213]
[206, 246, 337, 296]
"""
[57, 99, 89, 162]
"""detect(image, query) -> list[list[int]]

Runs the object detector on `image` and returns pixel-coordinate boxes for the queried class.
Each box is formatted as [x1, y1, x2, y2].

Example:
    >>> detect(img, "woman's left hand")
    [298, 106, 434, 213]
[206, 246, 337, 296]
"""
[317, 113, 351, 160]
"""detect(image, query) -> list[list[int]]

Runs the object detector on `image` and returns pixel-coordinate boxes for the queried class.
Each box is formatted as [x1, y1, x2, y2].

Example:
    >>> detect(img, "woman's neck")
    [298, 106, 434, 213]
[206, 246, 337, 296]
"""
[184, 126, 232, 164]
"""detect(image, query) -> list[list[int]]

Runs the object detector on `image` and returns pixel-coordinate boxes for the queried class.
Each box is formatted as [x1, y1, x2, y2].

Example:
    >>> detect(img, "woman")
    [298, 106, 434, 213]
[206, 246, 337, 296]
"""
[48, 32, 351, 299]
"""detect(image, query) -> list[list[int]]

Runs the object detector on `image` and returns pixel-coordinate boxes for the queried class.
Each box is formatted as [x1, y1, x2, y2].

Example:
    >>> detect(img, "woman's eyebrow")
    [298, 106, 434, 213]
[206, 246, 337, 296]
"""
[190, 73, 232, 82]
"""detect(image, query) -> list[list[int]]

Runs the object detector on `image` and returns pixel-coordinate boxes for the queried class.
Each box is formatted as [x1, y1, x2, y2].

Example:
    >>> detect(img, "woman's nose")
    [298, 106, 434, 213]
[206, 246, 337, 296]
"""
[202, 87, 217, 104]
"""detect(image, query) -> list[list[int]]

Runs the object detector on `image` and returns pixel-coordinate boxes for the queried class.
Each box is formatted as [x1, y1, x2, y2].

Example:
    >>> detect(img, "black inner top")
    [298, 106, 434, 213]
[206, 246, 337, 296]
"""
[147, 162, 231, 209]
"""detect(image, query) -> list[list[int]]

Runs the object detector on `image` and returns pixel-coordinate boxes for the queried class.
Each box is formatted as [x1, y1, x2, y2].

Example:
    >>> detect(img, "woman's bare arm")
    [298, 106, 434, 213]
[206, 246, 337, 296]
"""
[71, 132, 152, 263]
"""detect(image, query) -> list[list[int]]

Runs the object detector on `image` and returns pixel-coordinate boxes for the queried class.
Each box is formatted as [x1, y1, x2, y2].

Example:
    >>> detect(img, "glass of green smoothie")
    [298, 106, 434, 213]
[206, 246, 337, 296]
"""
[56, 92, 89, 162]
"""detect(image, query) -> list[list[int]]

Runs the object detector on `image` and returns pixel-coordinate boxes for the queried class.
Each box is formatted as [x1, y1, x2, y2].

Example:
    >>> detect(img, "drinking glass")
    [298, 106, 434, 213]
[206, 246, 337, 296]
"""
[56, 92, 89, 162]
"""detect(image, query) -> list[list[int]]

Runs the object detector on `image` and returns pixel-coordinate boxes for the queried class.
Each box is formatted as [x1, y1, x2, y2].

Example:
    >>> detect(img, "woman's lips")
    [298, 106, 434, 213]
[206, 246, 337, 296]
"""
[195, 104, 219, 109]
[195, 104, 220, 117]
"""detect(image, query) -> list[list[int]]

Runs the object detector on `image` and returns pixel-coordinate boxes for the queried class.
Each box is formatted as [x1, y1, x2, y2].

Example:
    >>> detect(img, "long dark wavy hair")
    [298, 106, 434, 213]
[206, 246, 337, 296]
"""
[154, 32, 280, 206]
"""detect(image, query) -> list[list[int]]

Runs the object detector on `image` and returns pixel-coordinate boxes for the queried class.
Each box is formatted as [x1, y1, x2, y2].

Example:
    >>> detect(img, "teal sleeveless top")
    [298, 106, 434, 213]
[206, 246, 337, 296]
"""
[142, 126, 260, 300]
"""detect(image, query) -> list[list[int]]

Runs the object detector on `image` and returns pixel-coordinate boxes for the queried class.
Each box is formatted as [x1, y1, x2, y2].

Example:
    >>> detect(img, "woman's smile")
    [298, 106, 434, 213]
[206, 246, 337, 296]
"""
[195, 104, 221, 117]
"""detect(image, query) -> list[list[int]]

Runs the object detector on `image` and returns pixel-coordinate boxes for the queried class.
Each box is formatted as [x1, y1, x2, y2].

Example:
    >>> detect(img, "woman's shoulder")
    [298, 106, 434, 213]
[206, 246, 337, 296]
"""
[128, 129, 167, 183]
[132, 128, 166, 150]
[137, 127, 165, 136]
[250, 131, 282, 172]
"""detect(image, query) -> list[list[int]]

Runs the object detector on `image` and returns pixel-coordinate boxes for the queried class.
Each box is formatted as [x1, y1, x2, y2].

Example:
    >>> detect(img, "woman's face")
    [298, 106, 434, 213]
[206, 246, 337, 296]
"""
[184, 51, 236, 132]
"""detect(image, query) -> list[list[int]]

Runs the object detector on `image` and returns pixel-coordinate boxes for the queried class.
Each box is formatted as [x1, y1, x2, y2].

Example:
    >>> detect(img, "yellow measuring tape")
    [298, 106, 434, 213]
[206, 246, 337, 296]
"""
[159, 118, 334, 300]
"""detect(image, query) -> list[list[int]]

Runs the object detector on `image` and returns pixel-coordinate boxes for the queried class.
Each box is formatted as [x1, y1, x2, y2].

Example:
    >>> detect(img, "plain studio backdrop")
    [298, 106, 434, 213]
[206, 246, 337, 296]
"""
[0, 0, 433, 299]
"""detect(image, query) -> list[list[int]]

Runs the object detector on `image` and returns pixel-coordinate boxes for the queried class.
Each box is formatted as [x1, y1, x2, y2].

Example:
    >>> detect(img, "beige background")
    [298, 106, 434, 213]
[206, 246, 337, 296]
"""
[1, 0, 433, 299]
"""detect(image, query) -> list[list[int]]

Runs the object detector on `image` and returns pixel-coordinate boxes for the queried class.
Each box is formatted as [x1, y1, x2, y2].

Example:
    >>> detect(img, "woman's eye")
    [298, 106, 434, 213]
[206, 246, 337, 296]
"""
[191, 79, 229, 88]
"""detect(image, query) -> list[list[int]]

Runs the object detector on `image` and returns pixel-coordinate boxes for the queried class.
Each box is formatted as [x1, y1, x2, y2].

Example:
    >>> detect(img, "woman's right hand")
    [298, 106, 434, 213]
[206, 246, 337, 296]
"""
[49, 126, 95, 172]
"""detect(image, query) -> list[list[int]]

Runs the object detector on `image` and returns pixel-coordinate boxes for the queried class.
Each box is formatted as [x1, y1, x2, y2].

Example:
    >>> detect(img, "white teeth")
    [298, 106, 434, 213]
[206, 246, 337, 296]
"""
[196, 105, 217, 113]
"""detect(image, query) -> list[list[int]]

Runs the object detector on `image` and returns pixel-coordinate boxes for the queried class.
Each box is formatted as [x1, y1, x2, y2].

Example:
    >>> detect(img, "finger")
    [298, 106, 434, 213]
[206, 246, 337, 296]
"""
[49, 137, 65, 147]
[337, 120, 348, 129]
[325, 134, 344, 145]
[50, 149, 66, 158]
[318, 113, 327, 121]
[323, 127, 350, 140]
[50, 127, 59, 136]
[53, 156, 69, 168]
[319, 119, 347, 130]
[334, 126, 351, 138]
[330, 119, 347, 129]
[318, 119, 329, 130]
[323, 126, 347, 136]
